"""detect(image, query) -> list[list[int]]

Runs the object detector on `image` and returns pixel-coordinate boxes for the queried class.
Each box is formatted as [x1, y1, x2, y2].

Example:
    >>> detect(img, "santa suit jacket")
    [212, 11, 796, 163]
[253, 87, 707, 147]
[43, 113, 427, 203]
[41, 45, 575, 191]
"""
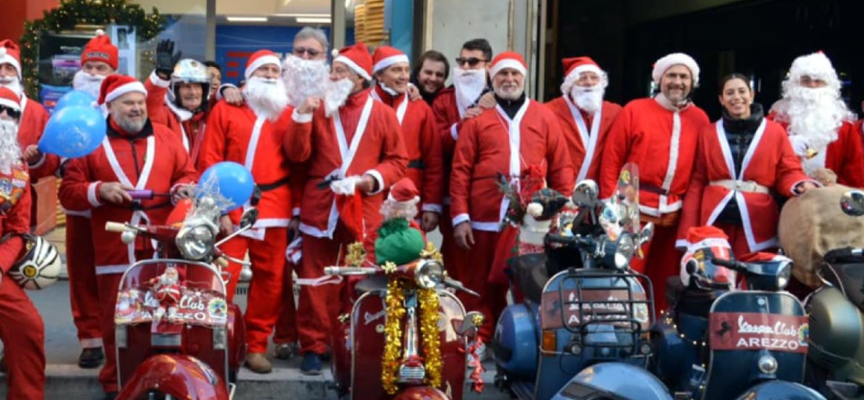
[545, 97, 622, 182]
[370, 84, 444, 213]
[16, 96, 60, 181]
[146, 72, 208, 165]
[0, 162, 31, 272]
[284, 88, 408, 239]
[600, 97, 710, 217]
[199, 101, 294, 230]
[767, 114, 864, 188]
[450, 98, 575, 231]
[59, 120, 197, 275]
[676, 119, 811, 252]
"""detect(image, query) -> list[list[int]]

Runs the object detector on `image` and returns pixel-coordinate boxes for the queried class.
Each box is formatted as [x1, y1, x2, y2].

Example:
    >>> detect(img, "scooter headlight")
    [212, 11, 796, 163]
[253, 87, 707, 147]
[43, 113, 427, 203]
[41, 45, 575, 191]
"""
[176, 224, 215, 260]
[415, 259, 444, 289]
[776, 260, 792, 291]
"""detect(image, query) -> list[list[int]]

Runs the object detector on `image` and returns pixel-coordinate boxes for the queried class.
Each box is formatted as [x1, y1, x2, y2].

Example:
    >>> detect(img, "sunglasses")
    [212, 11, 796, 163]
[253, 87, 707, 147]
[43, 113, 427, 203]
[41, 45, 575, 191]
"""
[455, 57, 487, 67]
[0, 105, 21, 120]
[294, 47, 321, 57]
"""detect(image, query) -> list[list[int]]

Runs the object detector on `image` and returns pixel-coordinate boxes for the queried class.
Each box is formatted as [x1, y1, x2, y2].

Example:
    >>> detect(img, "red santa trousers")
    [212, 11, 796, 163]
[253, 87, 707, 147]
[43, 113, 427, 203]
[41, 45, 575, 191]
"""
[220, 227, 289, 354]
[66, 214, 103, 348]
[0, 275, 46, 400]
[272, 259, 298, 345]
[439, 205, 459, 282]
[296, 226, 358, 355]
[96, 270, 126, 393]
[455, 230, 508, 342]
[629, 224, 683, 315]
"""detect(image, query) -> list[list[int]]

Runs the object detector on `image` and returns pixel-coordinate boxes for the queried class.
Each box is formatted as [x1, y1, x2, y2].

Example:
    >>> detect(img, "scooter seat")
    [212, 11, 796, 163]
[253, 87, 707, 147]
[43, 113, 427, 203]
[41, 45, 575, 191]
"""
[355, 275, 388, 295]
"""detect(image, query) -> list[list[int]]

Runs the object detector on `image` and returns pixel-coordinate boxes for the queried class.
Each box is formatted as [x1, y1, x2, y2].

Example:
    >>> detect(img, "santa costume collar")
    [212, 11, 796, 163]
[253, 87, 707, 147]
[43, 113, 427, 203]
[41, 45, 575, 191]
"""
[655, 92, 692, 112]
[495, 92, 527, 119]
[344, 87, 372, 109]
[107, 117, 154, 140]
[722, 103, 764, 133]
[372, 82, 403, 106]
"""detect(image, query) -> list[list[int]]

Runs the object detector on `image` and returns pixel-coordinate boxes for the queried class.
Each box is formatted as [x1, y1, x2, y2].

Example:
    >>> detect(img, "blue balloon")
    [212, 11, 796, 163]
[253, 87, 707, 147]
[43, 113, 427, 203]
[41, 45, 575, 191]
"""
[54, 90, 97, 112]
[38, 105, 106, 158]
[198, 162, 255, 212]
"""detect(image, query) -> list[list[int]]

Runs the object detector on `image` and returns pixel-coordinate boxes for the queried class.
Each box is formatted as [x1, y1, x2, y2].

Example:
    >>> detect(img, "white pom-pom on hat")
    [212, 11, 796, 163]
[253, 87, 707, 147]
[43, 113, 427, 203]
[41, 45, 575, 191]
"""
[96, 29, 105, 36]
[331, 48, 340, 58]
[526, 203, 544, 218]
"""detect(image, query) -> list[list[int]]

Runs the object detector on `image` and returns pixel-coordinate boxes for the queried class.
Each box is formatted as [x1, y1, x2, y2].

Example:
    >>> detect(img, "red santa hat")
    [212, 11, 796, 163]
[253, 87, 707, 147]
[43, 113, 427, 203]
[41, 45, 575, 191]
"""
[561, 56, 608, 94]
[81, 30, 119, 71]
[244, 49, 281, 80]
[679, 226, 733, 288]
[652, 52, 700, 87]
[0, 40, 21, 79]
[98, 74, 147, 105]
[489, 51, 527, 78]
[0, 87, 21, 112]
[372, 46, 410, 75]
[333, 42, 373, 81]
[387, 178, 420, 204]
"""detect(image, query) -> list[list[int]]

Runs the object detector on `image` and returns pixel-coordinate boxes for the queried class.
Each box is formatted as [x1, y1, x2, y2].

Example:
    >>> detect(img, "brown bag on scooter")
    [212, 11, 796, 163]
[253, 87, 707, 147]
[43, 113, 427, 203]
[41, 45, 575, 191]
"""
[778, 183, 864, 288]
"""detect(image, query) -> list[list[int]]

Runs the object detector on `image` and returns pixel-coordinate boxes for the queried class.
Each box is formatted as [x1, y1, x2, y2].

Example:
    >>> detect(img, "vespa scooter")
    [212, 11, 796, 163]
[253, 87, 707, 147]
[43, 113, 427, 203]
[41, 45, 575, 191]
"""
[105, 189, 257, 400]
[652, 247, 825, 400]
[324, 251, 485, 400]
[493, 163, 672, 400]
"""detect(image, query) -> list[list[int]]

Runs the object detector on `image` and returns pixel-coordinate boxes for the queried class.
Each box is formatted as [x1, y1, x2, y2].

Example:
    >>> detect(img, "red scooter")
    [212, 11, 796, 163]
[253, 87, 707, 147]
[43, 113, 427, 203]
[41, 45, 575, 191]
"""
[105, 190, 257, 400]
[325, 253, 485, 400]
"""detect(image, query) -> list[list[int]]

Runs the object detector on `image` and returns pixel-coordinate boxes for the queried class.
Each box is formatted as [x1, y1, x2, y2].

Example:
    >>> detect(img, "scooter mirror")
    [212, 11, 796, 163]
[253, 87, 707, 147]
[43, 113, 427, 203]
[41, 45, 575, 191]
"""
[841, 190, 864, 217]
[239, 208, 259, 229]
[572, 180, 599, 208]
[640, 223, 654, 244]
[454, 311, 484, 336]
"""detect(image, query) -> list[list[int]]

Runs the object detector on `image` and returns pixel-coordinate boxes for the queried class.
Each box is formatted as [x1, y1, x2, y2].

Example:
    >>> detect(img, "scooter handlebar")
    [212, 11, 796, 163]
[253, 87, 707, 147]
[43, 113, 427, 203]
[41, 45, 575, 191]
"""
[324, 266, 377, 276]
[105, 221, 129, 233]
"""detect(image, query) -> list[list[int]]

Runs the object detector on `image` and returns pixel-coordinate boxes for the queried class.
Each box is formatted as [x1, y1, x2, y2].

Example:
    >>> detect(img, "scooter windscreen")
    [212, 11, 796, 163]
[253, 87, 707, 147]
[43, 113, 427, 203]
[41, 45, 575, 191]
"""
[822, 248, 864, 309]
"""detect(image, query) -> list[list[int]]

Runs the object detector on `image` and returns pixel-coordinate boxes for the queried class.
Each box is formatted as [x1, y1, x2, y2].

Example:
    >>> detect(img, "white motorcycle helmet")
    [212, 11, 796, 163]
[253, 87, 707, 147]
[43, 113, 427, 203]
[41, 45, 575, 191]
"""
[5, 234, 62, 290]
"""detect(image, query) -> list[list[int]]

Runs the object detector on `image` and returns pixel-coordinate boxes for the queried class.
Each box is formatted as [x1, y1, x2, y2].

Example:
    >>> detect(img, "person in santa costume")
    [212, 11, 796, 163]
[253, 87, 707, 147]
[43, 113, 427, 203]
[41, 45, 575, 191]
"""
[768, 51, 864, 188]
[450, 51, 575, 349]
[545, 57, 622, 182]
[677, 73, 817, 262]
[431, 38, 495, 285]
[198, 49, 295, 374]
[285, 41, 408, 375]
[146, 39, 211, 166]
[59, 74, 197, 400]
[600, 52, 710, 313]
[371, 46, 444, 232]
[0, 87, 46, 400]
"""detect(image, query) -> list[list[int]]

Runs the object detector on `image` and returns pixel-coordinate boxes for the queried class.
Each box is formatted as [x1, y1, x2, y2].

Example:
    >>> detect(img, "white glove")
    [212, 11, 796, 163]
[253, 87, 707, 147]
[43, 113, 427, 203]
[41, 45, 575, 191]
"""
[789, 135, 811, 157]
[330, 176, 362, 195]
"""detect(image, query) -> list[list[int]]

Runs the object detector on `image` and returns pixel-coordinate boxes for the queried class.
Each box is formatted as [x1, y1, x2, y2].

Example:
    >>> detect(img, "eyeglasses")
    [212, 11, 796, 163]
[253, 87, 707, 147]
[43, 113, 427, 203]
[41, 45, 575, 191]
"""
[0, 105, 21, 120]
[455, 57, 487, 67]
[294, 47, 321, 57]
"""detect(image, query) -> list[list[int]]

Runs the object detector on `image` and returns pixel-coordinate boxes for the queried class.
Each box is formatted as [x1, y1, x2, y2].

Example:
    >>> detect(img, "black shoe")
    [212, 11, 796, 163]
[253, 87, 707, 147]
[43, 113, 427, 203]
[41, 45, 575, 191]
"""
[300, 353, 322, 376]
[79, 347, 105, 369]
[320, 351, 331, 362]
[0, 354, 6, 373]
[103, 392, 118, 400]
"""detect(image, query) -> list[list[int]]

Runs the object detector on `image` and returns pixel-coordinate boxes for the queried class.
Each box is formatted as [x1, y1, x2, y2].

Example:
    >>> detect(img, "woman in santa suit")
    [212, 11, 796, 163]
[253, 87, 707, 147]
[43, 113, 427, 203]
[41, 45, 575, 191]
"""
[676, 74, 817, 258]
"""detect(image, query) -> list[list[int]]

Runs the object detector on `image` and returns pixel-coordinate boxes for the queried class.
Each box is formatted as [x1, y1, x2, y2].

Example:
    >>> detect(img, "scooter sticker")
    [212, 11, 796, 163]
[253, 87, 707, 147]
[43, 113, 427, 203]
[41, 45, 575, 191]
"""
[709, 312, 808, 354]
[540, 289, 650, 330]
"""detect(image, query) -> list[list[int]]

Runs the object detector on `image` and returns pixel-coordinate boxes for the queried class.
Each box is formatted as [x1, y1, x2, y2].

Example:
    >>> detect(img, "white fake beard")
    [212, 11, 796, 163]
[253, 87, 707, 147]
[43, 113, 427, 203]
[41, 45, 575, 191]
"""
[571, 85, 604, 114]
[493, 82, 524, 101]
[159, 272, 178, 286]
[243, 76, 289, 121]
[0, 120, 22, 174]
[453, 67, 487, 115]
[73, 70, 105, 100]
[281, 55, 330, 108]
[781, 85, 849, 152]
[324, 78, 355, 118]
[0, 77, 22, 98]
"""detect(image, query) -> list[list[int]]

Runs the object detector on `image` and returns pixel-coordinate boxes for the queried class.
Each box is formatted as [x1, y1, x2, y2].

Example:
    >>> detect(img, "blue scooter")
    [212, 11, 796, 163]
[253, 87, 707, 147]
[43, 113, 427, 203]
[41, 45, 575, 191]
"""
[652, 247, 825, 400]
[493, 164, 673, 400]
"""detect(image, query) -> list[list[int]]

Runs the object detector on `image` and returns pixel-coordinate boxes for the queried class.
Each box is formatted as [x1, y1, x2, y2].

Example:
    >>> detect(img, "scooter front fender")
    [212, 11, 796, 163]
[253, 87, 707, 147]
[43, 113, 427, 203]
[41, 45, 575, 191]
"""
[735, 380, 826, 400]
[116, 354, 230, 400]
[392, 386, 450, 400]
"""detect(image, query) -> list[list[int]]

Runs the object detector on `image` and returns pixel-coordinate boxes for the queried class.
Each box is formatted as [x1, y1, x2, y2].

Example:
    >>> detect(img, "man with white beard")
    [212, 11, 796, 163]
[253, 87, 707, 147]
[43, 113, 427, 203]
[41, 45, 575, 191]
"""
[431, 38, 495, 284]
[198, 50, 295, 374]
[450, 51, 575, 348]
[545, 57, 622, 182]
[768, 52, 864, 187]
[72, 30, 118, 101]
[285, 41, 407, 375]
[0, 86, 46, 400]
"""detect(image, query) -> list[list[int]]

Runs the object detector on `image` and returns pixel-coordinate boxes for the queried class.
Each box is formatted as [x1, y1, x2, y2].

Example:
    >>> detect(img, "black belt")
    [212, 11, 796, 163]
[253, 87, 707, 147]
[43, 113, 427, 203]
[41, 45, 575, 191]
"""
[251, 176, 290, 206]
[408, 159, 425, 170]
[641, 184, 671, 196]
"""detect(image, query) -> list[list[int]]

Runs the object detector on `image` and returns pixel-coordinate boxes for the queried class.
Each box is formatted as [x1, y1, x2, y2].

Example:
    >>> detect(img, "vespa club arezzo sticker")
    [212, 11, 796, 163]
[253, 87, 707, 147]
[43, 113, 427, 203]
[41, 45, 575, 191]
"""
[709, 312, 809, 354]
[115, 286, 229, 327]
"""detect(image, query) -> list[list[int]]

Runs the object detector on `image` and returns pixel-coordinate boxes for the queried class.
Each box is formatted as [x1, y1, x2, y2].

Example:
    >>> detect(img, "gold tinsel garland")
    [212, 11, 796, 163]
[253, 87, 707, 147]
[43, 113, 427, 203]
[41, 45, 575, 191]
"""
[381, 277, 405, 395]
[418, 287, 442, 388]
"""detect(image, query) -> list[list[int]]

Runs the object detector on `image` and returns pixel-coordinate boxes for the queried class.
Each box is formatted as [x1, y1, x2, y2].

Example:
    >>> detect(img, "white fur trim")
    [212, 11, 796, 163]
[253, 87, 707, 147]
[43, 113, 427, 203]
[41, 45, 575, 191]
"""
[292, 108, 313, 123]
[96, 264, 130, 275]
[292, 207, 301, 217]
[422, 203, 443, 213]
[470, 221, 501, 232]
[335, 56, 371, 81]
[373, 54, 410, 74]
[105, 81, 147, 104]
[452, 213, 470, 227]
[365, 169, 385, 195]
[560, 67, 608, 94]
[652, 53, 700, 86]
[28, 152, 47, 169]
[0, 97, 19, 111]
[0, 52, 21, 79]
[490, 59, 527, 77]
[245, 55, 281, 80]
[149, 71, 170, 88]
[80, 338, 103, 348]
[450, 123, 459, 141]
[88, 181, 103, 207]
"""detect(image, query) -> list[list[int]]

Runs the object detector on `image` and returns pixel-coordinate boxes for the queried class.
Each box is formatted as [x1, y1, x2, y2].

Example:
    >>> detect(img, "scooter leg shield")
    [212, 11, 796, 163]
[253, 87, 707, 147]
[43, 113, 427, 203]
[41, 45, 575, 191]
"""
[735, 381, 826, 400]
[116, 354, 230, 400]
[492, 303, 538, 379]
[549, 362, 673, 400]
[227, 304, 246, 378]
